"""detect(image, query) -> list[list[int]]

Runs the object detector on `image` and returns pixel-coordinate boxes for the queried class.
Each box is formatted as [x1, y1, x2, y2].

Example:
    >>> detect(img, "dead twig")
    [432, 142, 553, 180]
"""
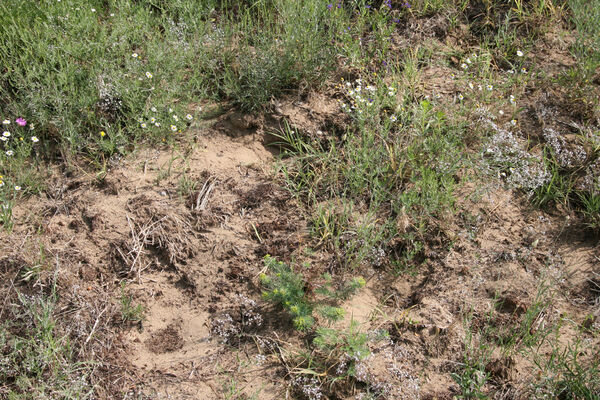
[195, 176, 217, 211]
[82, 305, 109, 351]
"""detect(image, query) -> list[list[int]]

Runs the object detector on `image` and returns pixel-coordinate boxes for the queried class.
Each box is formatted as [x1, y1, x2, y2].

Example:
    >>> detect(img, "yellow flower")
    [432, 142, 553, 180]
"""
[100, 131, 106, 137]
[354, 276, 366, 287]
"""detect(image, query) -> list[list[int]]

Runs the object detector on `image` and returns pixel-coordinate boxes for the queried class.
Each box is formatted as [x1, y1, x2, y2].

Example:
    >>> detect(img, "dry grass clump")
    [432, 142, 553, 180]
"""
[113, 199, 197, 279]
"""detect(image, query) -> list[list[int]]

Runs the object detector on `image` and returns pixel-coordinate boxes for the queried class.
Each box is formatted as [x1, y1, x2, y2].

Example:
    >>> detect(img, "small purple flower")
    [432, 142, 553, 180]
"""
[327, 3, 333, 10]
[402, 2, 411, 7]
[15, 118, 26, 127]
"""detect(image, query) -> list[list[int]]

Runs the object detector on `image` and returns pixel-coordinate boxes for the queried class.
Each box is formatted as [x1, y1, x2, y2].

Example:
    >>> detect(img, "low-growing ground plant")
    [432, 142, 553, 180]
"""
[0, 199, 13, 233]
[451, 312, 494, 399]
[275, 75, 466, 272]
[0, 286, 94, 399]
[119, 282, 145, 324]
[260, 255, 315, 330]
[177, 173, 199, 198]
[259, 254, 381, 397]
[531, 337, 600, 399]
[260, 255, 367, 330]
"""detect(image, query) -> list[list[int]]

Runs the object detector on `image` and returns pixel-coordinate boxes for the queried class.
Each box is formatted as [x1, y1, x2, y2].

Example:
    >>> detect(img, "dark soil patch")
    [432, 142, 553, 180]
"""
[145, 324, 184, 354]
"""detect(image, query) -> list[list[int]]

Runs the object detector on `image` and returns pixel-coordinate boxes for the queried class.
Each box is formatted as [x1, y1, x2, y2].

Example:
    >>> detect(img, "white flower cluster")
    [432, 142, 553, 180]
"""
[479, 109, 550, 194]
[292, 377, 323, 400]
[340, 78, 373, 114]
[339, 78, 400, 123]
[96, 74, 123, 116]
[580, 159, 600, 195]
[237, 294, 263, 328]
[166, 18, 190, 51]
[542, 127, 587, 168]
[202, 24, 226, 48]
[210, 294, 262, 343]
[137, 107, 196, 132]
[210, 313, 239, 342]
